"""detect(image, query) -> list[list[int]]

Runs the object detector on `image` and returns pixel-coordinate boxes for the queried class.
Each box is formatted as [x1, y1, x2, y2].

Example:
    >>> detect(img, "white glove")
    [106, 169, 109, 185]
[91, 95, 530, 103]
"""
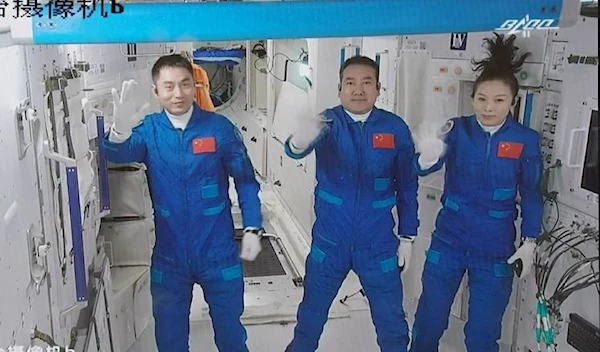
[417, 137, 445, 169]
[415, 120, 450, 169]
[289, 113, 328, 151]
[507, 239, 536, 278]
[110, 79, 150, 140]
[397, 236, 414, 272]
[240, 229, 262, 261]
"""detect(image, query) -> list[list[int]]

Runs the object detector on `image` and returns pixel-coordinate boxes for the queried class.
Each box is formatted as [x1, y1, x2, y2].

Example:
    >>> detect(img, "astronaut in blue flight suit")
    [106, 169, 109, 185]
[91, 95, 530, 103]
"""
[103, 54, 263, 352]
[284, 56, 419, 352]
[410, 34, 543, 352]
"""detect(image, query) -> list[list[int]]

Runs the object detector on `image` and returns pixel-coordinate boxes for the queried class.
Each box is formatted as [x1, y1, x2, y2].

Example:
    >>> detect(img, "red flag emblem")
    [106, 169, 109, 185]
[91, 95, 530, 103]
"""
[192, 137, 216, 154]
[497, 142, 523, 159]
[373, 133, 395, 149]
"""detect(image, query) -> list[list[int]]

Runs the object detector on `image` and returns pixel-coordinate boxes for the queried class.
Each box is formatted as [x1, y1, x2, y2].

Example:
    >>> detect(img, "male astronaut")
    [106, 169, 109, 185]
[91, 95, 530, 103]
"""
[284, 55, 419, 352]
[103, 54, 263, 352]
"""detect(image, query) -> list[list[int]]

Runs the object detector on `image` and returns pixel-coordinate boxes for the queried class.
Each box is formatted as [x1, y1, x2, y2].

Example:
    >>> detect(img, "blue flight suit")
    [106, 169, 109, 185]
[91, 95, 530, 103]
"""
[103, 103, 262, 352]
[284, 106, 419, 352]
[410, 115, 543, 352]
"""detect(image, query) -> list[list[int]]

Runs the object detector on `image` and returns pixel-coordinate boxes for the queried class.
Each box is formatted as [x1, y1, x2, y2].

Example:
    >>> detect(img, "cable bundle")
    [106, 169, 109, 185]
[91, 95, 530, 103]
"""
[532, 200, 600, 351]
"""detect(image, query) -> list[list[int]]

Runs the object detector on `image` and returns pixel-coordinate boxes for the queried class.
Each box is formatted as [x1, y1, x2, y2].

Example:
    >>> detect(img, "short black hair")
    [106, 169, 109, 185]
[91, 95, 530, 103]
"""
[151, 54, 194, 83]
[339, 55, 379, 82]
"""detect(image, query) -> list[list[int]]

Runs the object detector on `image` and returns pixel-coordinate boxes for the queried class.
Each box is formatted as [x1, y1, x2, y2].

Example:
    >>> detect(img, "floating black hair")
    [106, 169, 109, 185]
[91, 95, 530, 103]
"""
[471, 33, 532, 101]
[472, 32, 530, 75]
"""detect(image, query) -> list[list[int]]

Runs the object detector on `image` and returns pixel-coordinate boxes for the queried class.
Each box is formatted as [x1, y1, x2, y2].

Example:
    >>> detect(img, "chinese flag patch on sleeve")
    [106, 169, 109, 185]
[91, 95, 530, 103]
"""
[373, 133, 395, 149]
[192, 137, 216, 154]
[497, 141, 523, 159]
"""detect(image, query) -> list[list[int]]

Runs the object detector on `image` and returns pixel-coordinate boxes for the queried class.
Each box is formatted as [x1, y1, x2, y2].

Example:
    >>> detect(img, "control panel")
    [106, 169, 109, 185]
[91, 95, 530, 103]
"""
[541, 91, 562, 166]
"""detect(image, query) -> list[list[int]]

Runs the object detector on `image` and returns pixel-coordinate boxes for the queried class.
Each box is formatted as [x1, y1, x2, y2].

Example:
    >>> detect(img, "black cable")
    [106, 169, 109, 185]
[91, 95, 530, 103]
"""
[533, 189, 600, 321]
[254, 57, 285, 82]
[557, 273, 599, 299]
[537, 236, 600, 319]
[554, 257, 598, 293]
[339, 288, 366, 304]
[556, 257, 599, 292]
[535, 246, 549, 293]
[555, 274, 599, 303]
[544, 230, 576, 268]
[538, 166, 561, 292]
[538, 228, 571, 292]
[549, 272, 599, 314]
[253, 50, 308, 82]
[536, 227, 599, 301]
[546, 228, 573, 255]
[554, 279, 600, 311]
[561, 271, 599, 298]
[541, 234, 592, 293]
[549, 233, 600, 294]
[541, 198, 560, 233]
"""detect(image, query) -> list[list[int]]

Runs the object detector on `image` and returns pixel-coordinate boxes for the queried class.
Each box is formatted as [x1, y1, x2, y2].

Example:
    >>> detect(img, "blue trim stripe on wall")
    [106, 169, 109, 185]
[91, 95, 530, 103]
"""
[523, 93, 534, 127]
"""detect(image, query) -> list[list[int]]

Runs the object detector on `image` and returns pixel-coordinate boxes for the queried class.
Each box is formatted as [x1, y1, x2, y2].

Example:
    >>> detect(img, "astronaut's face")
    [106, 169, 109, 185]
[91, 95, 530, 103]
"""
[339, 64, 380, 115]
[472, 79, 514, 126]
[152, 66, 195, 116]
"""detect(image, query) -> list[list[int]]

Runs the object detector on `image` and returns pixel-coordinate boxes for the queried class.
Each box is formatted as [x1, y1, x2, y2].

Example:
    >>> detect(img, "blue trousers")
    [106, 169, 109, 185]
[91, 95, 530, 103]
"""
[410, 234, 514, 352]
[288, 231, 410, 352]
[150, 241, 248, 352]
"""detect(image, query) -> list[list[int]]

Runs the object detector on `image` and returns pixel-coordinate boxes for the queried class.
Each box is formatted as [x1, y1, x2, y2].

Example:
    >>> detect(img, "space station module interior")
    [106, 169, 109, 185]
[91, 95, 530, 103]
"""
[0, 0, 598, 351]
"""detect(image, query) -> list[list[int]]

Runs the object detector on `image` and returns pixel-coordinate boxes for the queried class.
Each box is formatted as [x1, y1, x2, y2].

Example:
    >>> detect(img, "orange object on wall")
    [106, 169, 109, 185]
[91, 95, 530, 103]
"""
[192, 63, 216, 112]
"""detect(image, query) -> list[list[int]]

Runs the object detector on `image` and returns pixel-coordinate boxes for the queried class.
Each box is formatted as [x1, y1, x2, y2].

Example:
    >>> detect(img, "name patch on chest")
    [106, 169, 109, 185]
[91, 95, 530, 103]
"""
[192, 137, 216, 154]
[497, 142, 523, 159]
[373, 133, 395, 149]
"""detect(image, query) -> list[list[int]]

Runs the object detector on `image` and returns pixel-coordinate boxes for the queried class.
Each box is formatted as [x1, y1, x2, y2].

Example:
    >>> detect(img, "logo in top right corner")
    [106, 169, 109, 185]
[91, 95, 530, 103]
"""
[495, 14, 560, 38]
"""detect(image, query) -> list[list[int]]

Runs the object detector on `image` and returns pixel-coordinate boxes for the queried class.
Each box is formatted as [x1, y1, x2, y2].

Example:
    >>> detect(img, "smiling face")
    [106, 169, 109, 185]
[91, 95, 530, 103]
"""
[472, 79, 514, 126]
[338, 63, 380, 115]
[152, 66, 195, 115]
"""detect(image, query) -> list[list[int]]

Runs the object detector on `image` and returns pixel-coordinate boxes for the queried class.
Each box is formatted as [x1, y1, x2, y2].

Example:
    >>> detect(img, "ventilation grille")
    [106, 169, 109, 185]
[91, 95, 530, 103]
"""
[235, 229, 287, 278]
